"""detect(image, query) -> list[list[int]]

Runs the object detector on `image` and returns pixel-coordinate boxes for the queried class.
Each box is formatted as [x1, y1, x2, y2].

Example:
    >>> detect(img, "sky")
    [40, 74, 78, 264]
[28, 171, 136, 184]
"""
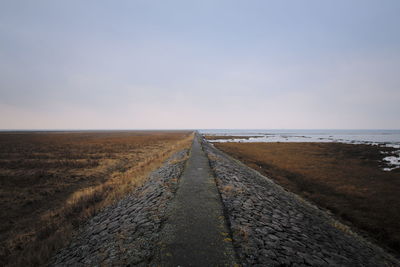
[1, 0, 399, 130]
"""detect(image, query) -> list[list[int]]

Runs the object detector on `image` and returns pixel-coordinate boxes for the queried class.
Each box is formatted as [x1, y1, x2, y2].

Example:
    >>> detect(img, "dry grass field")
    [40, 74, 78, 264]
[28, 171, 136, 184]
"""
[213, 142, 400, 256]
[0, 131, 193, 266]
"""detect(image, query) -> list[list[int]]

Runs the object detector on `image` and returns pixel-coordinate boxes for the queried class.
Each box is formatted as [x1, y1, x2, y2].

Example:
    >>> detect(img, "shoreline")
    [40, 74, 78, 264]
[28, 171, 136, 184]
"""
[206, 135, 400, 171]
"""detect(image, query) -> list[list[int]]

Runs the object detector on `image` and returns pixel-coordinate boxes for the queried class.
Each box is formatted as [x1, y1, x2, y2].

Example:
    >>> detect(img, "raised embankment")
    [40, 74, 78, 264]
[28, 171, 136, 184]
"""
[202, 137, 399, 266]
[154, 134, 236, 266]
[51, 150, 189, 266]
[51, 133, 399, 266]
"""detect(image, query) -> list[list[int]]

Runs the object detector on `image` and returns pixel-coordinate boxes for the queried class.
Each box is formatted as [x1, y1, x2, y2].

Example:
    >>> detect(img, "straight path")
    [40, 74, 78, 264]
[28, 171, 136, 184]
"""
[157, 133, 236, 266]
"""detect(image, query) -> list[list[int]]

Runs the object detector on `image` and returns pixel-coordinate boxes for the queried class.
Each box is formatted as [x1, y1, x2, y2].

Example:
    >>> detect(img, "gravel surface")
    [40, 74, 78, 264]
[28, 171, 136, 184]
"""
[50, 149, 189, 267]
[202, 138, 399, 267]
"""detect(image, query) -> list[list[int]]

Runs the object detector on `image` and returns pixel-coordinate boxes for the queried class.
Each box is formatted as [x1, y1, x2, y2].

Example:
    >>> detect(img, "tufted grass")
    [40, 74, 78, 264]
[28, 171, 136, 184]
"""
[0, 131, 193, 266]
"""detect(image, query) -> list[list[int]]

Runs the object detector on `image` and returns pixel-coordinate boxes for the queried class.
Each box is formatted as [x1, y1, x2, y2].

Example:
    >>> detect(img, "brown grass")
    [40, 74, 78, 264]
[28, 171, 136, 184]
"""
[220, 183, 244, 196]
[0, 131, 193, 266]
[214, 142, 400, 256]
[237, 226, 250, 242]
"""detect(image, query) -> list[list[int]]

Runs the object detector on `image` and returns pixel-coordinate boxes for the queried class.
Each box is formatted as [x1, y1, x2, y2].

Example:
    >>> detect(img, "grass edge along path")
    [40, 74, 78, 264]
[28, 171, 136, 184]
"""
[6, 132, 194, 267]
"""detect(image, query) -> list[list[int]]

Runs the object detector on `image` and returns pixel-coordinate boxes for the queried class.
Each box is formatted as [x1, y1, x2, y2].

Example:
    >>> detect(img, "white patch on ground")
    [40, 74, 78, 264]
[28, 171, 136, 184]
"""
[382, 153, 400, 171]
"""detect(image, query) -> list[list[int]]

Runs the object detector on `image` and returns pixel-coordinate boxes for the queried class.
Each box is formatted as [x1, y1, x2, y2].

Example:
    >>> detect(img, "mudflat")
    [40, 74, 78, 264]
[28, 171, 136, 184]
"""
[213, 142, 400, 256]
[205, 135, 260, 140]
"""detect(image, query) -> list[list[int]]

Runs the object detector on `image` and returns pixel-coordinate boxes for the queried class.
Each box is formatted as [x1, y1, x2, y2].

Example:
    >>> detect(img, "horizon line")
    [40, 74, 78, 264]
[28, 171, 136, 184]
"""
[1, 128, 400, 132]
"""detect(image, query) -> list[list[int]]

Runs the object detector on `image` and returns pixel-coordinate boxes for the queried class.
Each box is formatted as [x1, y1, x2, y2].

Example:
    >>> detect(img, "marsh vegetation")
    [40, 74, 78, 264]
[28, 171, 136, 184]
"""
[0, 131, 193, 266]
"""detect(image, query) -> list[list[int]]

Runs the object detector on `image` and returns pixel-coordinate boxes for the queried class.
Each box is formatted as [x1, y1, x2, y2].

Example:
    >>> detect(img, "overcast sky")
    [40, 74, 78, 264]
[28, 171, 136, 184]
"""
[1, 0, 399, 129]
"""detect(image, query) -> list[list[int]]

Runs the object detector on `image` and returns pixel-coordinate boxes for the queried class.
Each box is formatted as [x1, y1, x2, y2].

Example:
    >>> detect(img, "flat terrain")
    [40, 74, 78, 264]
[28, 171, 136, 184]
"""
[204, 135, 259, 140]
[0, 131, 192, 266]
[212, 142, 400, 256]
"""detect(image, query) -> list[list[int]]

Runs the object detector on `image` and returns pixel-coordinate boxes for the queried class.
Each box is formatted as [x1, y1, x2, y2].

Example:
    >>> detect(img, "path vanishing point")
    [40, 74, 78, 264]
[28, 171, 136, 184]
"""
[158, 134, 237, 266]
[51, 132, 399, 266]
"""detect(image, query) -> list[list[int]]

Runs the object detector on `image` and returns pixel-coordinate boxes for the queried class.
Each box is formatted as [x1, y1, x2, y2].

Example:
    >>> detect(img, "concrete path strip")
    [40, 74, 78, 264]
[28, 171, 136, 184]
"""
[157, 133, 237, 266]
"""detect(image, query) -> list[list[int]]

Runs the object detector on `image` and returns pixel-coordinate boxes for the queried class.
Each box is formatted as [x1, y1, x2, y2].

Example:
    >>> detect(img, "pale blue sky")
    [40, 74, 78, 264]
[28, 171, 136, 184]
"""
[1, 0, 399, 129]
